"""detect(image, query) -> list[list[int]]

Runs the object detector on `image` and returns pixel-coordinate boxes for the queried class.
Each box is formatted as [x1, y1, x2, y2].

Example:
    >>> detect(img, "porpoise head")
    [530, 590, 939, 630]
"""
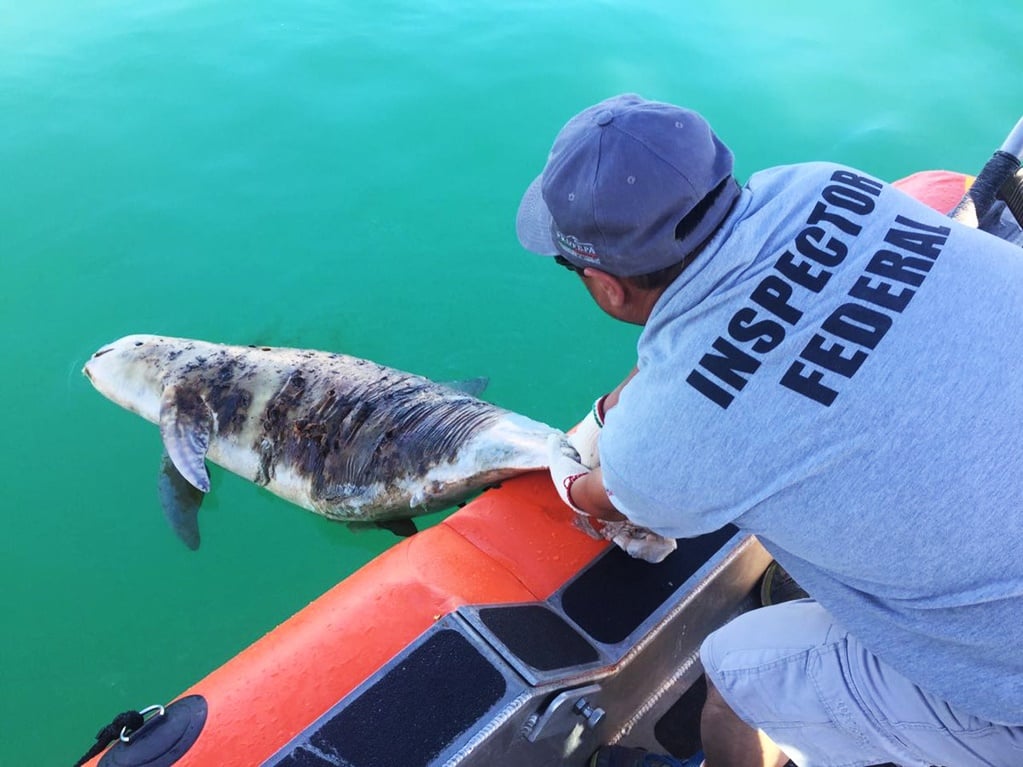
[83, 334, 188, 423]
[85, 334, 216, 550]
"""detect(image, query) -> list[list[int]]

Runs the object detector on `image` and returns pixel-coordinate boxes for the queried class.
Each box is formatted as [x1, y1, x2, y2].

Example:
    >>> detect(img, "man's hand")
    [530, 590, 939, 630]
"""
[568, 368, 638, 468]
[546, 434, 590, 514]
[568, 395, 606, 468]
[547, 435, 677, 563]
[600, 521, 677, 563]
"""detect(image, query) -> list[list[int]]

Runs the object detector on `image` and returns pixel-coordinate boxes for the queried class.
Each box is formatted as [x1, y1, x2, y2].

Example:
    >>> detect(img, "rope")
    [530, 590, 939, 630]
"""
[73, 710, 145, 767]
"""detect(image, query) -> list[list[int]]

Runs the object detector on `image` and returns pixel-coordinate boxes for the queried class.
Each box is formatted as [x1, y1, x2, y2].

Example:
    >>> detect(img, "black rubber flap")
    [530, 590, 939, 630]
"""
[478, 603, 599, 670]
[653, 674, 706, 757]
[270, 628, 507, 767]
[99, 695, 207, 767]
[999, 168, 1023, 228]
[561, 525, 738, 644]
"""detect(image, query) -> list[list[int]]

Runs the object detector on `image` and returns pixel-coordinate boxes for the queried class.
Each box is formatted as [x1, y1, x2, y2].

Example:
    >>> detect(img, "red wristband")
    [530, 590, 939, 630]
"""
[563, 472, 586, 509]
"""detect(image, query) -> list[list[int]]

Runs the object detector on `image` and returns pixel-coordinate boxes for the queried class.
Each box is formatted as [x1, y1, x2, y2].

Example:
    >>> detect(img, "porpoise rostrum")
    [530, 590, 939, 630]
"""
[83, 334, 563, 549]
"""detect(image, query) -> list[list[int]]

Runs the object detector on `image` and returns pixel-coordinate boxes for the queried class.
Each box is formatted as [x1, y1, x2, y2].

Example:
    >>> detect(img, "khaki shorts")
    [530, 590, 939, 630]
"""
[699, 600, 1023, 767]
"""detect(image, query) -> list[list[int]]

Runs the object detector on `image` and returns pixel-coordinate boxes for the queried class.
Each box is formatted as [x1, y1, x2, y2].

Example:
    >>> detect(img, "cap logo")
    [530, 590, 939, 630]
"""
[554, 229, 600, 264]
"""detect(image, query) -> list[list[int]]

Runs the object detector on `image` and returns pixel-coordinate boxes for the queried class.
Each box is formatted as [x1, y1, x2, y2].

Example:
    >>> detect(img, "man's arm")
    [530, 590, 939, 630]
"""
[568, 366, 638, 468]
[566, 467, 626, 521]
[604, 366, 638, 411]
[546, 437, 625, 520]
[546, 435, 677, 563]
[559, 365, 639, 519]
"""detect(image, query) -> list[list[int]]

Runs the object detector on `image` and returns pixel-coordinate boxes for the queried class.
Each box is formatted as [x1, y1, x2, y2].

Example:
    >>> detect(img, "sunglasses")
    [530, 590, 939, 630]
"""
[554, 255, 586, 275]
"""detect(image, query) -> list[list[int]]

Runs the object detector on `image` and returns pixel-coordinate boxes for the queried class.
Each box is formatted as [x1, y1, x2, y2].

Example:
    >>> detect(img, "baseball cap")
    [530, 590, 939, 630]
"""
[516, 94, 738, 277]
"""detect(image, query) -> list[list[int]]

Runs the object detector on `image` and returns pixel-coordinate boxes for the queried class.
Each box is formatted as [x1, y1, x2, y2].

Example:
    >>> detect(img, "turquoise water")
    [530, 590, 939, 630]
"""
[2, 2, 1021, 763]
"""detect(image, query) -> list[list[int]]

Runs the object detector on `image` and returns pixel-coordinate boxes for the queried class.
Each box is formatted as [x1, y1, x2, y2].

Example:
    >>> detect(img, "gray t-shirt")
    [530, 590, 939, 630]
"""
[601, 162, 1023, 724]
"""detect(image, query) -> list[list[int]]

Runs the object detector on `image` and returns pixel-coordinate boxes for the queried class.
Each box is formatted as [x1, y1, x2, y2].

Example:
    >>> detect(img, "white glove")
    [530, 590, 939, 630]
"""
[568, 395, 607, 469]
[546, 434, 590, 513]
[601, 521, 677, 563]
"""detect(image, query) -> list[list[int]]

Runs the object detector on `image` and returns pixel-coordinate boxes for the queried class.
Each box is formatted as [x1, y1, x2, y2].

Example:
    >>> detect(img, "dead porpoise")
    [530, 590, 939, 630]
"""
[83, 334, 561, 548]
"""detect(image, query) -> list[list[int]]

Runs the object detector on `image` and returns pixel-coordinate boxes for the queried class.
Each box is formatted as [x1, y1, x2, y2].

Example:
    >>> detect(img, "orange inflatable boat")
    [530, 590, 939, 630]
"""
[80, 160, 1022, 767]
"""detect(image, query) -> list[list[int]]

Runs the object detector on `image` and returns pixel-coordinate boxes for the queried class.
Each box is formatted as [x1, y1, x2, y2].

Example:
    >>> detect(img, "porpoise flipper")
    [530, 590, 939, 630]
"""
[375, 519, 418, 537]
[344, 518, 419, 537]
[158, 450, 204, 550]
[159, 385, 213, 492]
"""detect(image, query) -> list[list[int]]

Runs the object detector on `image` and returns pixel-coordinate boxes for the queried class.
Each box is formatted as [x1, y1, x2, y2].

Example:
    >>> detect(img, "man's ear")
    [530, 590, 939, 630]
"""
[583, 268, 627, 309]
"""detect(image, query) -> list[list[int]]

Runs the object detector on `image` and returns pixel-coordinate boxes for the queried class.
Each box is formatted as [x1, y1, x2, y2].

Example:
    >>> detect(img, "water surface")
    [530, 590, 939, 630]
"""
[2, 2, 1021, 763]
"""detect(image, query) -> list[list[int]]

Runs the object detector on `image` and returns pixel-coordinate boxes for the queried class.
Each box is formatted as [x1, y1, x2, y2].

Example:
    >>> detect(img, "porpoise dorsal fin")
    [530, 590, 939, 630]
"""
[158, 451, 204, 550]
[159, 385, 213, 493]
[439, 377, 489, 397]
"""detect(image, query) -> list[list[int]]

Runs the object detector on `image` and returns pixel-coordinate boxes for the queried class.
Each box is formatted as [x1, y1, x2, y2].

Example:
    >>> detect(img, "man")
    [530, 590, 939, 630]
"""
[516, 93, 1023, 767]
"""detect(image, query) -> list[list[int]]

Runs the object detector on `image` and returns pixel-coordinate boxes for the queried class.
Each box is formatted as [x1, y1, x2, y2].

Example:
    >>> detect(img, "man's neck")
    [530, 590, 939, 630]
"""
[620, 283, 669, 325]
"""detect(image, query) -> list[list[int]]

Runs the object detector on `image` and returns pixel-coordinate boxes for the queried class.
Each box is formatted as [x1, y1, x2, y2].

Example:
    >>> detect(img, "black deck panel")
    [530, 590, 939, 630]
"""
[264, 628, 508, 767]
[560, 525, 738, 644]
[477, 603, 600, 671]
